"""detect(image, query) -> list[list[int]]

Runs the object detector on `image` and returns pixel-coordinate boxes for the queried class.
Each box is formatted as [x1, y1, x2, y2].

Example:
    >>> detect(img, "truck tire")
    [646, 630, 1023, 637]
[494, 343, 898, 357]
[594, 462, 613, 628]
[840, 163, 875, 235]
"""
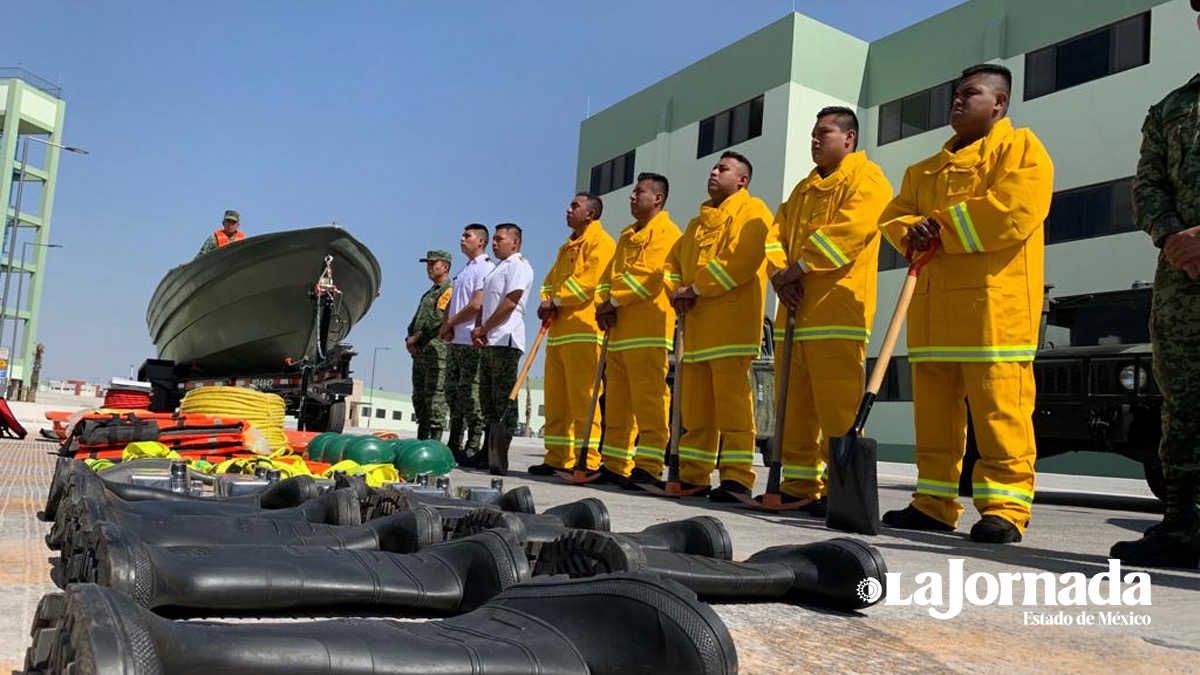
[325, 400, 346, 434]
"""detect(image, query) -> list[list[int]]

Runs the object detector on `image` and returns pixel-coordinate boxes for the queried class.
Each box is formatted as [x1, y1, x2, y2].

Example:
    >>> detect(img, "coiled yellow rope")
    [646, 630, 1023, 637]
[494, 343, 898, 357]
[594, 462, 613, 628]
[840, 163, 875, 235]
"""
[181, 386, 290, 454]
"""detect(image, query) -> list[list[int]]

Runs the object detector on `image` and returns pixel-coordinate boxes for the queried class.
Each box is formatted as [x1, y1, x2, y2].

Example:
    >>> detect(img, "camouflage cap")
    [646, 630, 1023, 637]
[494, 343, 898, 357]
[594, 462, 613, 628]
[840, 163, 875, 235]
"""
[419, 249, 452, 263]
[223, 209, 240, 222]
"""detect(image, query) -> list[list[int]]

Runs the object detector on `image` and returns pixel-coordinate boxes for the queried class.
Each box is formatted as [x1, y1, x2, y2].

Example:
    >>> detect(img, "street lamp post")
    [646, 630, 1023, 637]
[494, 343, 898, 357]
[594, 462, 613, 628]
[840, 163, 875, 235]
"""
[366, 346, 391, 429]
[1, 135, 87, 395]
[8, 242, 62, 397]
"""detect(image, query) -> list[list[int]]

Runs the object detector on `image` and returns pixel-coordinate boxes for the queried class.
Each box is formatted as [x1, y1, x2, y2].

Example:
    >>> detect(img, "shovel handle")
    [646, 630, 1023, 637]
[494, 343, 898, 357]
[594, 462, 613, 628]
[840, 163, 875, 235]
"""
[765, 309, 796, 495]
[865, 240, 938, 397]
[573, 332, 610, 472]
[665, 317, 685, 484]
[507, 320, 551, 401]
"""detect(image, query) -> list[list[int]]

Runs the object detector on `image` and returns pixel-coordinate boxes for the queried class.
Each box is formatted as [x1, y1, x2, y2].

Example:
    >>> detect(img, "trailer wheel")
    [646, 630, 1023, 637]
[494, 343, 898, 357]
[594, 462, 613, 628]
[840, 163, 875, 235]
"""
[325, 400, 346, 433]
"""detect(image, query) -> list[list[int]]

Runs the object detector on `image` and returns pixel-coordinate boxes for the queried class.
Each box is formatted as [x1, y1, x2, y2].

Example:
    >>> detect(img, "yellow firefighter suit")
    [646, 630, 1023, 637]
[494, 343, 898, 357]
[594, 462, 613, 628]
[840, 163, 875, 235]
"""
[595, 211, 682, 477]
[879, 117, 1054, 532]
[664, 188, 770, 489]
[540, 220, 617, 470]
[765, 151, 893, 500]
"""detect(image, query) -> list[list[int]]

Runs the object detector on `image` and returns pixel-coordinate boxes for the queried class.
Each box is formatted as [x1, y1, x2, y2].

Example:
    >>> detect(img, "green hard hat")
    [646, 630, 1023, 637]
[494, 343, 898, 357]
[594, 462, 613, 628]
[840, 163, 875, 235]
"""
[306, 432, 341, 461]
[344, 436, 396, 465]
[322, 434, 360, 463]
[394, 439, 456, 480]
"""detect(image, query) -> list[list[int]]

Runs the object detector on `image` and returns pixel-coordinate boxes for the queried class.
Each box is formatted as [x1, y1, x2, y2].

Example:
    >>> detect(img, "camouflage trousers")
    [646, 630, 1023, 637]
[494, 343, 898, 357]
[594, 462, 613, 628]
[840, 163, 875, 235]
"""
[412, 342, 448, 441]
[444, 343, 484, 454]
[1152, 263, 1200, 478]
[480, 346, 522, 436]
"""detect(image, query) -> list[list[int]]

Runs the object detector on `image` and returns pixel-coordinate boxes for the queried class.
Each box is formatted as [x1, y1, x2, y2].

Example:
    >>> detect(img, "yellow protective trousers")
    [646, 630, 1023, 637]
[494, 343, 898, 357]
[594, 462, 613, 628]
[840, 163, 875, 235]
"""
[542, 341, 603, 470]
[678, 356, 757, 489]
[910, 361, 1037, 531]
[776, 340, 865, 500]
[600, 347, 670, 477]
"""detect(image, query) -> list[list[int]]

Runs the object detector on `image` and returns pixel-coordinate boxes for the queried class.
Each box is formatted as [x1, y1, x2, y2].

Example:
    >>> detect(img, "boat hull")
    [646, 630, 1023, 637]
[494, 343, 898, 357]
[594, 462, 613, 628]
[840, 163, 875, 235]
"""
[146, 227, 381, 376]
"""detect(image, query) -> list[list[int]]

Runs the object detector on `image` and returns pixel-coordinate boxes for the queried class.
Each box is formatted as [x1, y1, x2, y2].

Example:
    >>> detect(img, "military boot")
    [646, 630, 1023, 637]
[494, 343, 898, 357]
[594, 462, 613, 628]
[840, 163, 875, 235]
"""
[535, 530, 887, 610]
[531, 516, 733, 573]
[1110, 472, 1200, 569]
[25, 575, 738, 675]
[85, 527, 529, 614]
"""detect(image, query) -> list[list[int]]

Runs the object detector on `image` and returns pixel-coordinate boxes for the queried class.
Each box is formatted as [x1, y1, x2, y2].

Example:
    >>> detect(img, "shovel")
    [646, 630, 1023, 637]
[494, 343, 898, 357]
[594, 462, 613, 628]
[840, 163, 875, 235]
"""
[735, 307, 808, 511]
[827, 241, 938, 534]
[556, 332, 610, 484]
[487, 319, 551, 476]
[639, 317, 708, 498]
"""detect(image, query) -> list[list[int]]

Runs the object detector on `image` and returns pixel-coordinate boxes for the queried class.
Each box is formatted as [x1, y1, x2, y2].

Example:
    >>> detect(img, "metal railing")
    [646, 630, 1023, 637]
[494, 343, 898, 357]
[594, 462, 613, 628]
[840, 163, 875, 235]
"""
[0, 68, 62, 98]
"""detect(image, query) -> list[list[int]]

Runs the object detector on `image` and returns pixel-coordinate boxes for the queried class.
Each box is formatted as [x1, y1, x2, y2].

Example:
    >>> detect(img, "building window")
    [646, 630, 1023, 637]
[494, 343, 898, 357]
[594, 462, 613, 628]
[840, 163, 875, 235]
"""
[878, 80, 955, 146]
[361, 406, 370, 417]
[411, 412, 418, 422]
[1045, 177, 1135, 245]
[392, 410, 402, 420]
[1025, 12, 1149, 101]
[866, 356, 912, 402]
[697, 95, 765, 158]
[590, 150, 636, 195]
[374, 408, 385, 419]
[538, 404, 545, 416]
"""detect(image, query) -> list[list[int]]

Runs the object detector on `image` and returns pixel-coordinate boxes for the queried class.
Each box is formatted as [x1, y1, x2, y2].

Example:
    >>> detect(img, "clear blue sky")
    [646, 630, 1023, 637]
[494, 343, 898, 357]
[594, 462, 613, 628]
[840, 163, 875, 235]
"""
[4, 0, 962, 393]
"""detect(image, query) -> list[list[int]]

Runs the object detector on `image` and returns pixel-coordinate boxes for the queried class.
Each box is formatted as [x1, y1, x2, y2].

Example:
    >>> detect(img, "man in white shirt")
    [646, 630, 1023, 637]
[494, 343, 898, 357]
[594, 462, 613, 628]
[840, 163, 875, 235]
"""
[440, 223, 496, 463]
[470, 223, 535, 462]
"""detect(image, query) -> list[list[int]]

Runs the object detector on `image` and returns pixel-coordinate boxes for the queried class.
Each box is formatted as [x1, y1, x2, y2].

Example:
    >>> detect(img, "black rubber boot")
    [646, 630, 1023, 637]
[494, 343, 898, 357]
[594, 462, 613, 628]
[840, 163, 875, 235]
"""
[451, 499, 609, 560]
[882, 504, 956, 532]
[544, 498, 610, 531]
[1111, 473, 1200, 569]
[83, 527, 529, 614]
[533, 516, 733, 573]
[394, 484, 536, 515]
[969, 515, 1023, 544]
[536, 530, 887, 610]
[60, 503, 442, 574]
[25, 575, 737, 675]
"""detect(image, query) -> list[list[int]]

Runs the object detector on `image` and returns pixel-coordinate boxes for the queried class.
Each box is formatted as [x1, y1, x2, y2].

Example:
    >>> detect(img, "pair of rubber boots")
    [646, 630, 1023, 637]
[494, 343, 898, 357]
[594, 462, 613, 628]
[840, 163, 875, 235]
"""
[456, 503, 731, 561]
[537, 529, 887, 610]
[61, 502, 444, 586]
[24, 575, 737, 675]
[1111, 473, 1200, 569]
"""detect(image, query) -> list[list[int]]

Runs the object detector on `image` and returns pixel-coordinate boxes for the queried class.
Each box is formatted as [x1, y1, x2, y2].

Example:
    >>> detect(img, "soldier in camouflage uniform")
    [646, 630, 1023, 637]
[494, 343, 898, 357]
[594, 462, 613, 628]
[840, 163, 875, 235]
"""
[1113, 0, 1200, 570]
[407, 250, 453, 441]
[195, 209, 245, 258]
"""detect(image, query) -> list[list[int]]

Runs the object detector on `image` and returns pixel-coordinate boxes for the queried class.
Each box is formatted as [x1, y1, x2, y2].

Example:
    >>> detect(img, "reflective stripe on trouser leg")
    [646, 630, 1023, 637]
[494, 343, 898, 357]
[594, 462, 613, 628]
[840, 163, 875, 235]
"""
[626, 347, 671, 477]
[542, 341, 602, 470]
[779, 340, 864, 500]
[966, 361, 1036, 531]
[711, 356, 757, 490]
[600, 348, 638, 476]
[679, 360, 719, 487]
[911, 361, 968, 527]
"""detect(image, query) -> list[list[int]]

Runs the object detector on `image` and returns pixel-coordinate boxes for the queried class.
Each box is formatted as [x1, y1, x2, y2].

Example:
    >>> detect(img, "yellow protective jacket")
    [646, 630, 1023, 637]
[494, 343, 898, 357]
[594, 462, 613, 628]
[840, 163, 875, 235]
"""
[766, 151, 892, 343]
[879, 118, 1054, 362]
[540, 220, 616, 347]
[664, 188, 770, 362]
[596, 211, 682, 352]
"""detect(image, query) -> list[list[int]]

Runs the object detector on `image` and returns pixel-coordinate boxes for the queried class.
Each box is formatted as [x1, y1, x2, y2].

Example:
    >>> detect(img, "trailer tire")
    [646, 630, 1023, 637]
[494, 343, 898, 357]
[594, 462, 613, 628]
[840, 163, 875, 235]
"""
[325, 400, 346, 434]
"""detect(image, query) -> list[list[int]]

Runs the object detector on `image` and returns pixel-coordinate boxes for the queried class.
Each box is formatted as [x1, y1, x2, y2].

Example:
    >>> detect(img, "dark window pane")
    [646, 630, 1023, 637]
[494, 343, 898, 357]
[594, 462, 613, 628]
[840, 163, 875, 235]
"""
[1110, 178, 1135, 235]
[698, 118, 715, 157]
[1111, 14, 1149, 73]
[590, 165, 603, 196]
[1046, 178, 1138, 244]
[749, 95, 765, 139]
[712, 111, 731, 153]
[878, 243, 906, 271]
[610, 155, 625, 193]
[1025, 47, 1057, 100]
[622, 151, 636, 187]
[730, 101, 752, 145]
[374, 408, 385, 419]
[361, 406, 370, 417]
[879, 100, 902, 145]
[929, 82, 953, 129]
[1056, 29, 1110, 91]
[599, 161, 613, 195]
[901, 91, 931, 137]
[392, 410, 402, 420]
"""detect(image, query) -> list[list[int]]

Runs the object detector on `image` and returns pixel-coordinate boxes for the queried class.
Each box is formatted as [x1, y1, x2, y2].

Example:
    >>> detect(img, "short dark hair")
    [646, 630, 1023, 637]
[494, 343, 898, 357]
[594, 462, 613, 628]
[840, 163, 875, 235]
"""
[495, 223, 522, 243]
[960, 63, 1012, 94]
[575, 192, 604, 220]
[464, 223, 489, 240]
[816, 106, 860, 150]
[636, 172, 670, 205]
[720, 151, 753, 182]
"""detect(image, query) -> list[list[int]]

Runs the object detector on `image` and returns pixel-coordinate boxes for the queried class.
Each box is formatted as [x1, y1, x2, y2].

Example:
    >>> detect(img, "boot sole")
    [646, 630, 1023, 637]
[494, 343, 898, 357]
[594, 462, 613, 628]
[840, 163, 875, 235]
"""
[453, 508, 529, 544]
[534, 530, 648, 577]
[828, 537, 889, 609]
[493, 486, 536, 514]
[685, 516, 734, 561]
[24, 584, 153, 675]
[544, 498, 611, 532]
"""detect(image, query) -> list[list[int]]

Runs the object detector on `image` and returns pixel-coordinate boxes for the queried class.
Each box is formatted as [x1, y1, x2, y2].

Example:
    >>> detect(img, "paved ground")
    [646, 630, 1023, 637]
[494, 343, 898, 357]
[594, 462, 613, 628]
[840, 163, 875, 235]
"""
[2, 395, 1198, 673]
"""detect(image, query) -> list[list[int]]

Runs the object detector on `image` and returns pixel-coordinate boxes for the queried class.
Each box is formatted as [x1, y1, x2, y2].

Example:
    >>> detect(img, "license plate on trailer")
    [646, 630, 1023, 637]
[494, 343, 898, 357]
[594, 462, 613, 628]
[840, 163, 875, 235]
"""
[250, 378, 275, 389]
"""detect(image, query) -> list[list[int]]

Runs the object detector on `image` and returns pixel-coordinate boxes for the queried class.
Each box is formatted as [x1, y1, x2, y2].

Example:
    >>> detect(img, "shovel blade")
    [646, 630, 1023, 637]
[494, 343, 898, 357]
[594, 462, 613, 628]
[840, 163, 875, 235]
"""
[487, 421, 512, 476]
[825, 434, 881, 535]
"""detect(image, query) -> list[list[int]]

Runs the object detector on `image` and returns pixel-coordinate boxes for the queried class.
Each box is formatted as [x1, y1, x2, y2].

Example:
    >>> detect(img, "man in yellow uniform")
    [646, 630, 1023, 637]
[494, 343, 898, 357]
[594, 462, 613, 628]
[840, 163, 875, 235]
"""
[664, 151, 771, 501]
[593, 172, 681, 484]
[879, 64, 1054, 543]
[530, 193, 616, 475]
[765, 106, 892, 512]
